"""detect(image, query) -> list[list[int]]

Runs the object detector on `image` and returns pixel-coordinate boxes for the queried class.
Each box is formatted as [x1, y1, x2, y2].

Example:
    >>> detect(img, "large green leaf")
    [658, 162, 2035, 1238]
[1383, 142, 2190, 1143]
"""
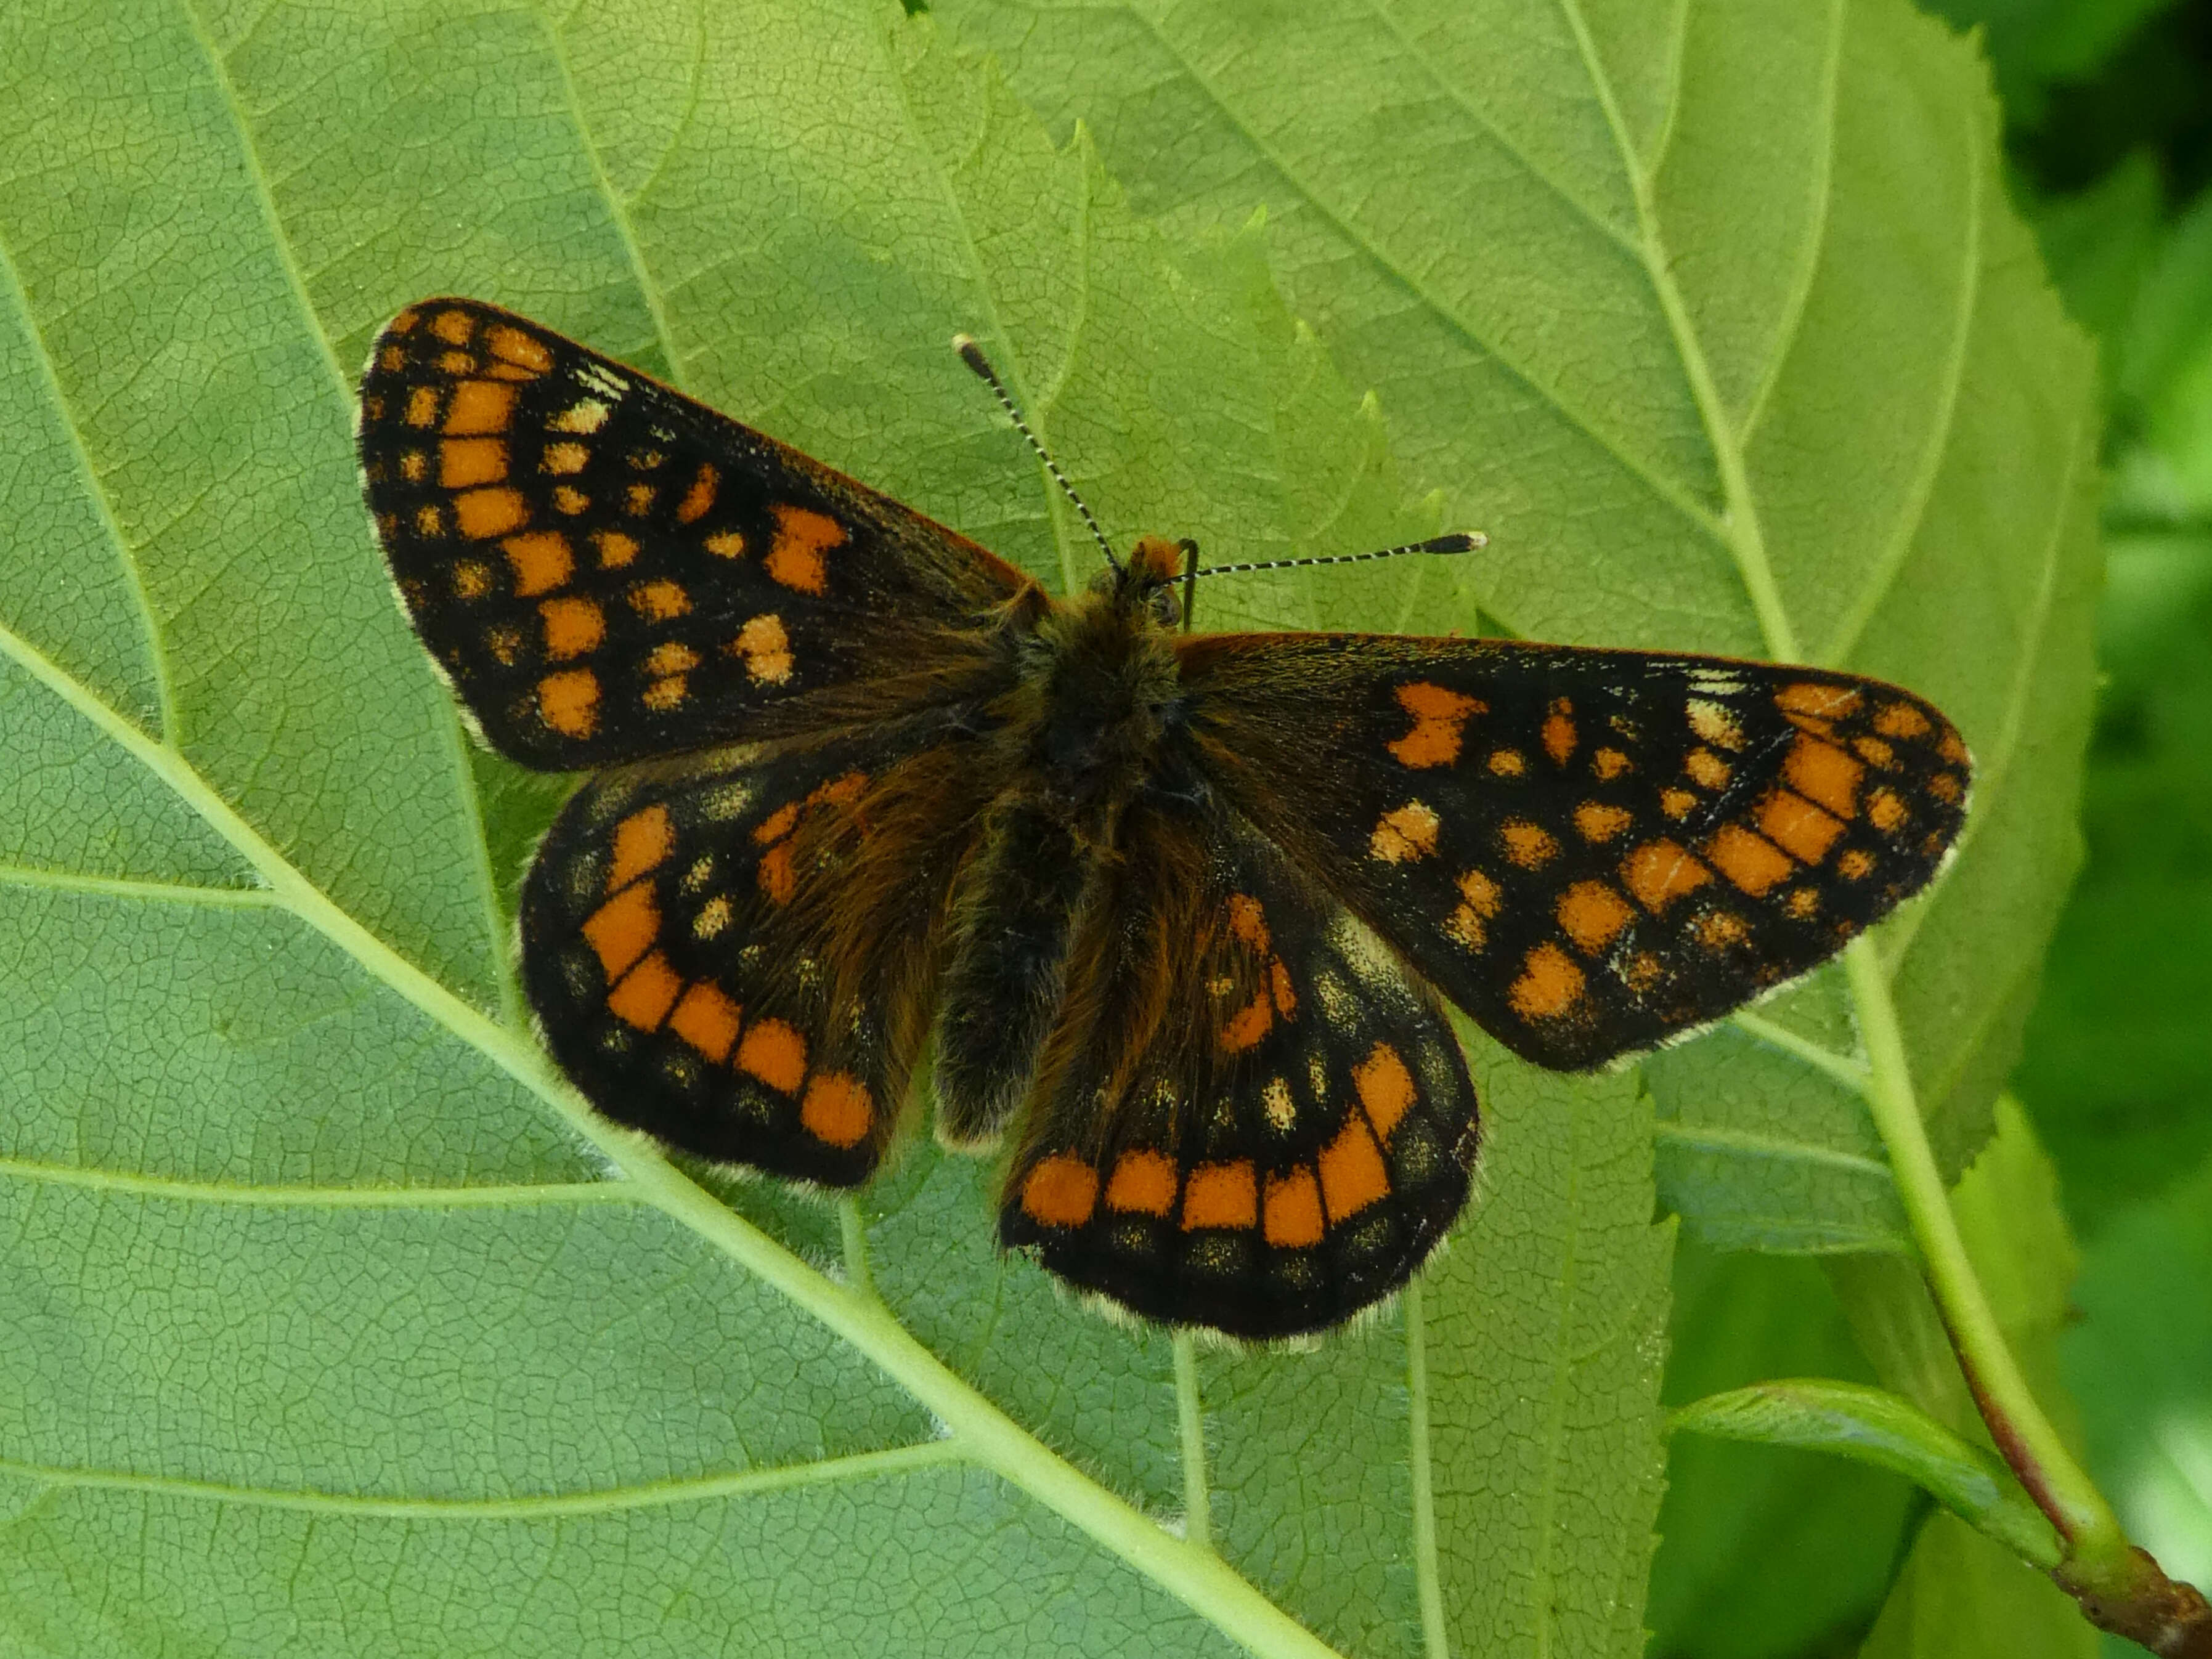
[0, 1, 1667, 1653]
[934, 0, 2104, 1254]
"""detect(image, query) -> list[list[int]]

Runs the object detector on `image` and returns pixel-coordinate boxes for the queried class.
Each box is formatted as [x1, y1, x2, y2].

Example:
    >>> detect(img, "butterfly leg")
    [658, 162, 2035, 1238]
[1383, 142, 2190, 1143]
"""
[934, 797, 1099, 1148]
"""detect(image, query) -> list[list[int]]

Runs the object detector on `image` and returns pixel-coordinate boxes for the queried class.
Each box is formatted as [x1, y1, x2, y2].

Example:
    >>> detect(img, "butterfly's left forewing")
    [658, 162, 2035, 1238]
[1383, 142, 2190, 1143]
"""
[1001, 793, 1481, 1338]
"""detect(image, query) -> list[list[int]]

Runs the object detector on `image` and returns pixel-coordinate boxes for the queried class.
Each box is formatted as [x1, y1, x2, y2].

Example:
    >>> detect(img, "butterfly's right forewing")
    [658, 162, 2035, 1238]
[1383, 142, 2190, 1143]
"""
[1179, 634, 1970, 1071]
[359, 298, 1032, 770]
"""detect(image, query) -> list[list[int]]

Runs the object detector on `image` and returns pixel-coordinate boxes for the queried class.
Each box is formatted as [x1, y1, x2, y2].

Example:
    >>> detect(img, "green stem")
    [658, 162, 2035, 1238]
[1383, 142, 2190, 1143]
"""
[1842, 943, 2121, 1563]
[1173, 1329, 1213, 1553]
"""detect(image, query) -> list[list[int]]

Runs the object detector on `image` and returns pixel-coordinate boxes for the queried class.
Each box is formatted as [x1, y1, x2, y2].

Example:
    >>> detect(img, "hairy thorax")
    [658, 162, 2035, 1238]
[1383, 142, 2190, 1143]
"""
[935, 554, 1192, 1148]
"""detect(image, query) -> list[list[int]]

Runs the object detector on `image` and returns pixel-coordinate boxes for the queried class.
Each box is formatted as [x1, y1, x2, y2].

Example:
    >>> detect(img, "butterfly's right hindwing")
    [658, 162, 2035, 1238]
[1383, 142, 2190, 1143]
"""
[359, 298, 1031, 769]
[999, 795, 1481, 1338]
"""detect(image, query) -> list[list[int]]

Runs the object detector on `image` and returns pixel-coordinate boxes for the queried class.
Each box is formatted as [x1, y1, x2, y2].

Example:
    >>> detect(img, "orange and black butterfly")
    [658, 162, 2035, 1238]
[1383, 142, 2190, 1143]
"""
[357, 298, 1969, 1339]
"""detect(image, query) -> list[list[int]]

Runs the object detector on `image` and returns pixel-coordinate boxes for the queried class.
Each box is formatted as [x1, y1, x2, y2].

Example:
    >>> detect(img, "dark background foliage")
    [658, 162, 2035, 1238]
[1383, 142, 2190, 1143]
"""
[1652, 0, 2212, 1652]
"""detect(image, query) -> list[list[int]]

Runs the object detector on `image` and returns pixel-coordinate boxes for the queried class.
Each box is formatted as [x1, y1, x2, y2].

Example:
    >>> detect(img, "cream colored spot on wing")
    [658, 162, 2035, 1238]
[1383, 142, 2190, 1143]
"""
[1688, 699, 1745, 750]
[550, 399, 609, 434]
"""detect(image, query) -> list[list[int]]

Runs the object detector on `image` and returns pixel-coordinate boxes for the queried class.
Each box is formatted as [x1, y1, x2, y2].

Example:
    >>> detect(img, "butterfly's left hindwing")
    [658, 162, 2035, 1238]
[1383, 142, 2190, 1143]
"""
[359, 298, 1031, 769]
[1000, 795, 1481, 1339]
[521, 714, 999, 1185]
[1177, 635, 1971, 1071]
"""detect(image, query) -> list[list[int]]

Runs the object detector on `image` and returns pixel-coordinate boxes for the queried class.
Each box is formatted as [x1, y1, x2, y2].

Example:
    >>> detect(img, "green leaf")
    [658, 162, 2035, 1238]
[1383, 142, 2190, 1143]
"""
[1648, 1240, 1918, 1658]
[1858, 1510, 2100, 1659]
[1834, 1100, 2104, 1652]
[1671, 1380, 2059, 1568]
[0, 2, 1665, 1653]
[2063, 1148, 2212, 1613]
[933, 0, 2104, 1254]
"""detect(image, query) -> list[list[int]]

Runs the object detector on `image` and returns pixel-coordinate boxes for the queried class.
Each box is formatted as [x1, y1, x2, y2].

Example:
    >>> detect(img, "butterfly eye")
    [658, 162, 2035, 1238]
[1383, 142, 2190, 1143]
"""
[1148, 584, 1182, 628]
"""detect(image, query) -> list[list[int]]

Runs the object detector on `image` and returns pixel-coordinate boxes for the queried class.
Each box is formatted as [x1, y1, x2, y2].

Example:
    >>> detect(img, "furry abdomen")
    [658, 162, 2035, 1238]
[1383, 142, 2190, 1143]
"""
[932, 584, 1184, 1145]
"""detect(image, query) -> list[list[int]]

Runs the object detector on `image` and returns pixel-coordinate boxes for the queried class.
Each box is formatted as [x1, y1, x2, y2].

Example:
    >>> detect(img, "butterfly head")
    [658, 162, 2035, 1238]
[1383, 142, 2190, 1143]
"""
[1107, 533, 1198, 629]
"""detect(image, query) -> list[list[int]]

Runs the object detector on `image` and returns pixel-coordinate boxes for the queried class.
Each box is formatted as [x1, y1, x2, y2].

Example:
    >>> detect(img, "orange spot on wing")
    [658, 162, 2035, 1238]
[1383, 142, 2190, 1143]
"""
[1758, 790, 1844, 864]
[1318, 1117, 1390, 1222]
[592, 530, 638, 568]
[1181, 1161, 1258, 1230]
[439, 437, 506, 487]
[606, 951, 681, 1030]
[801, 1073, 872, 1148]
[1220, 991, 1273, 1053]
[1866, 787, 1907, 830]
[455, 487, 528, 539]
[1370, 801, 1441, 862]
[451, 561, 492, 599]
[583, 883, 659, 981]
[1458, 868, 1501, 917]
[757, 842, 795, 904]
[1622, 840, 1712, 912]
[404, 385, 441, 427]
[1105, 1149, 1177, 1216]
[1558, 882, 1632, 955]
[1592, 747, 1631, 779]
[810, 772, 868, 808]
[734, 614, 794, 685]
[1778, 681, 1863, 720]
[443, 379, 514, 435]
[1389, 681, 1484, 768]
[736, 1017, 807, 1094]
[1510, 943, 1585, 1020]
[1263, 1167, 1326, 1247]
[643, 676, 688, 710]
[1269, 959, 1297, 1018]
[1500, 820, 1559, 868]
[431, 309, 474, 345]
[539, 596, 603, 660]
[1488, 748, 1526, 777]
[1022, 1154, 1099, 1228]
[1542, 699, 1577, 765]
[486, 323, 552, 373]
[631, 579, 689, 621]
[542, 442, 590, 476]
[607, 805, 674, 891]
[1684, 748, 1730, 789]
[1705, 824, 1794, 897]
[1226, 894, 1271, 953]
[765, 503, 847, 594]
[1838, 849, 1875, 880]
[755, 804, 801, 845]
[1575, 802, 1632, 842]
[705, 531, 746, 558]
[675, 463, 718, 524]
[647, 643, 701, 676]
[1874, 702, 1932, 739]
[538, 668, 599, 738]
[502, 532, 572, 597]
[667, 981, 741, 1062]
[1784, 734, 1864, 819]
[1352, 1042, 1415, 1140]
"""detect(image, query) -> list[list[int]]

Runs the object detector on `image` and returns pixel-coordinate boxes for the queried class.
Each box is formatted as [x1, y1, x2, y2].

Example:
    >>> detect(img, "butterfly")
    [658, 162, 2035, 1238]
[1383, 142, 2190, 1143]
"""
[357, 298, 1970, 1339]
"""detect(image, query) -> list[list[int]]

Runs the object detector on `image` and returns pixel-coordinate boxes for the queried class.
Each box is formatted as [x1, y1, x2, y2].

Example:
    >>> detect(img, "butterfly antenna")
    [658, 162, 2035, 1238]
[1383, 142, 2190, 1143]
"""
[953, 333, 1120, 572]
[1189, 532, 1486, 579]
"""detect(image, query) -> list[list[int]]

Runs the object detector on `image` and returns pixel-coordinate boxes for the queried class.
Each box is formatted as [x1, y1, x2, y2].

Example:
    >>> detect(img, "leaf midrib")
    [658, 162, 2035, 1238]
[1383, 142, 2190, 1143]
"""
[0, 606, 1340, 1659]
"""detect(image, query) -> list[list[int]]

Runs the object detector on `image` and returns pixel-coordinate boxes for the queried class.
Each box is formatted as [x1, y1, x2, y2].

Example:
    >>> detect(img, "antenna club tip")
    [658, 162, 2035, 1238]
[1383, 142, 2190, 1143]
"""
[951, 334, 991, 375]
[1434, 531, 1487, 553]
